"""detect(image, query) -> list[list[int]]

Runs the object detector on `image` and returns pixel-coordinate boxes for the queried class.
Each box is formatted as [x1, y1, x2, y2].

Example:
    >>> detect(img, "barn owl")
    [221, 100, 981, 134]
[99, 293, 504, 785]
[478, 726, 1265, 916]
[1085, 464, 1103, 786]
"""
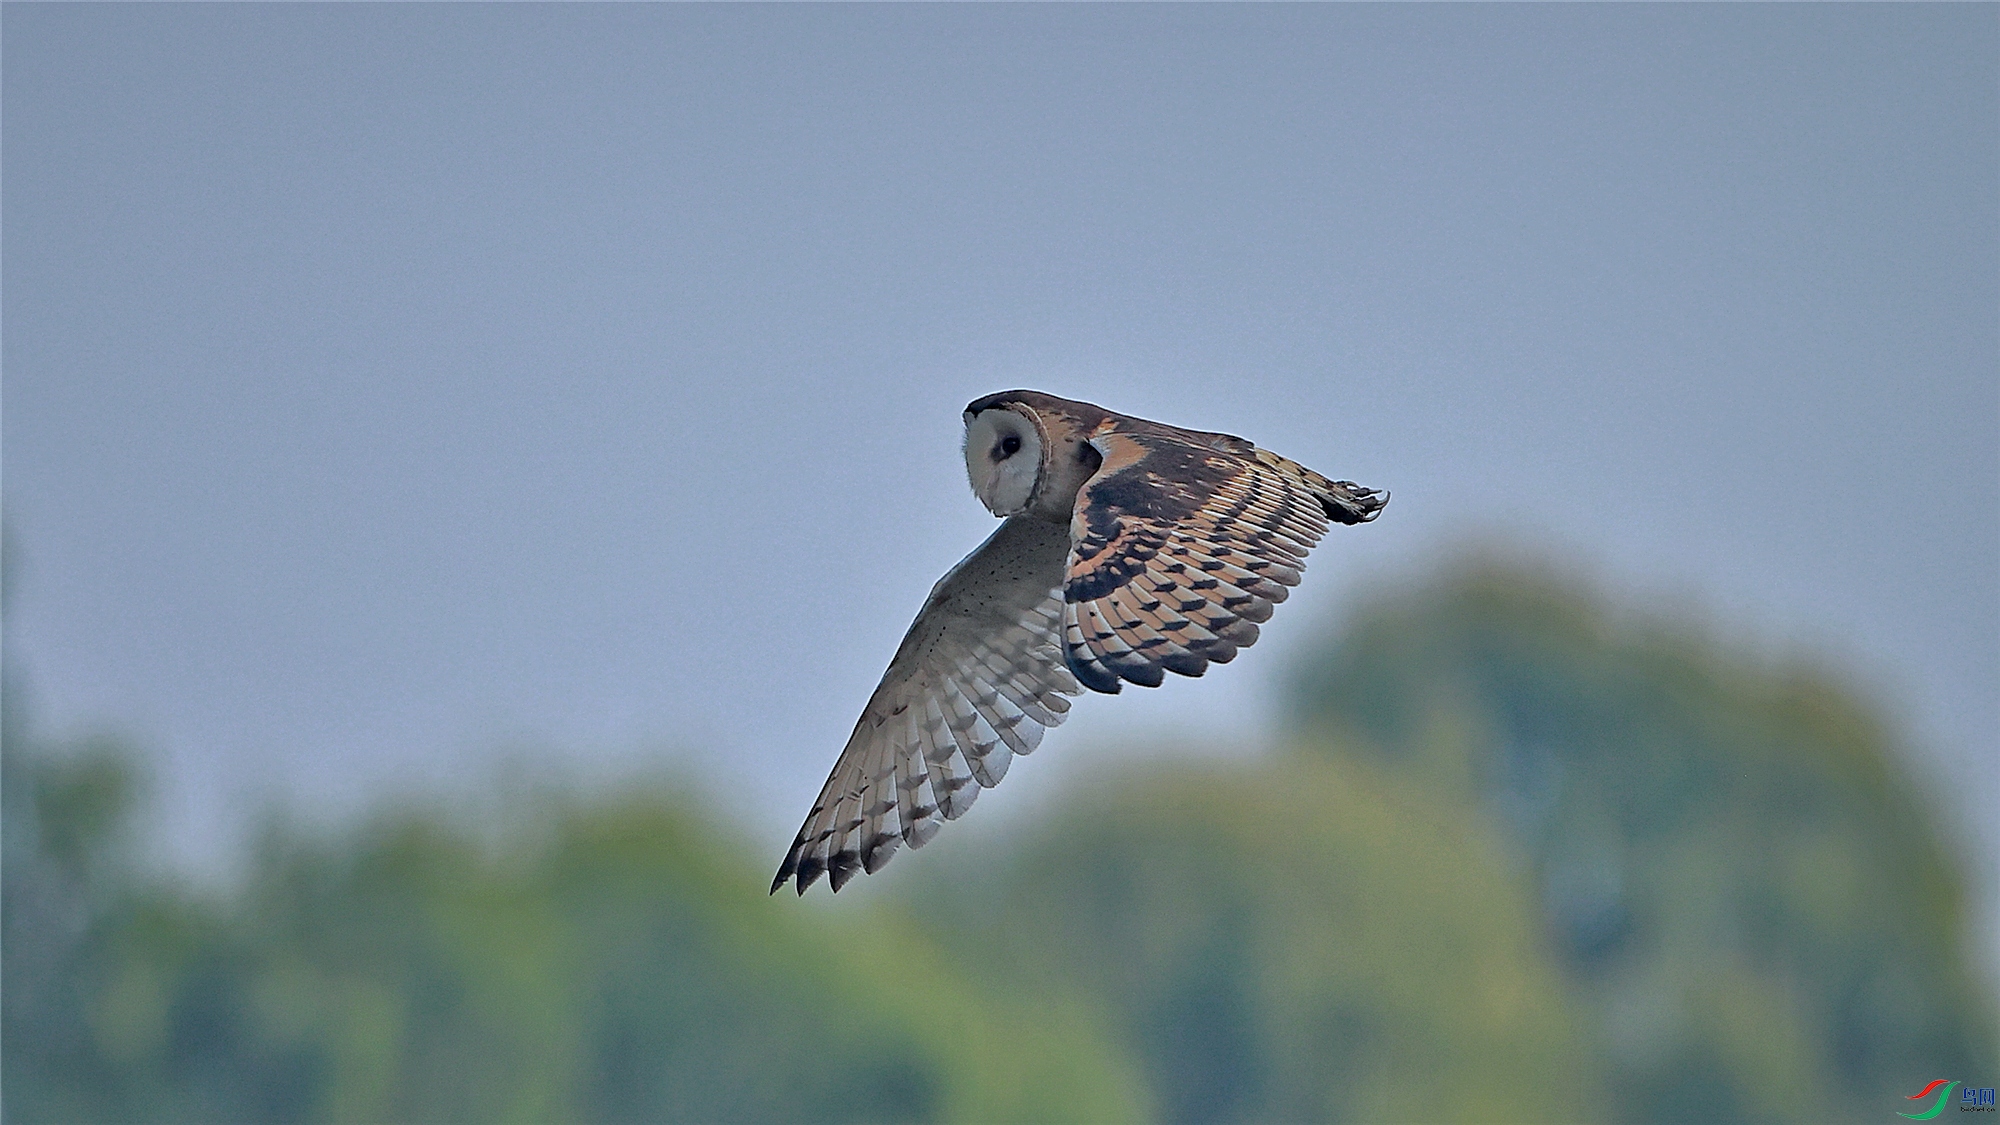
[771, 391, 1386, 895]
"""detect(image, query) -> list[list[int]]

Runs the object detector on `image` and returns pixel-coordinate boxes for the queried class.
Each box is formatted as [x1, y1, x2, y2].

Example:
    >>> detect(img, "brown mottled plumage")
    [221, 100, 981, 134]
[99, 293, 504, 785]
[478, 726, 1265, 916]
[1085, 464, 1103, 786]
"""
[771, 391, 1384, 895]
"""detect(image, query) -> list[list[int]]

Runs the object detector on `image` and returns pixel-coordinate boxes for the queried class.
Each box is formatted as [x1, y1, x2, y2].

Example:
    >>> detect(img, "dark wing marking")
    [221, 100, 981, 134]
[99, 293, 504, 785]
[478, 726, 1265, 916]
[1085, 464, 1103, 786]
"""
[772, 515, 1081, 895]
[1062, 427, 1384, 693]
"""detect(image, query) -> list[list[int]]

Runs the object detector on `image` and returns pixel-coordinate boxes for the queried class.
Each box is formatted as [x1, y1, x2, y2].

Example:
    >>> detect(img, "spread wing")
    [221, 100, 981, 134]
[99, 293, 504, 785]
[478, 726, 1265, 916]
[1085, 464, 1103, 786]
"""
[1062, 426, 1385, 693]
[772, 515, 1081, 895]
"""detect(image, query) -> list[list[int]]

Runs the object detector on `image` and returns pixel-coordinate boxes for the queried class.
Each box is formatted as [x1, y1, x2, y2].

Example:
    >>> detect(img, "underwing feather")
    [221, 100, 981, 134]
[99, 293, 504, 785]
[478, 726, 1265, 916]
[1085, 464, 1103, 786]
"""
[772, 515, 1079, 894]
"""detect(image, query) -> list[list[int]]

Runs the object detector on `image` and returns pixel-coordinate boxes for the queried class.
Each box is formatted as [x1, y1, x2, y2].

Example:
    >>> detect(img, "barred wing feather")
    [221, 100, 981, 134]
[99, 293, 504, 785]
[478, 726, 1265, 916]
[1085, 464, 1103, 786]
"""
[1063, 427, 1385, 694]
[771, 515, 1080, 894]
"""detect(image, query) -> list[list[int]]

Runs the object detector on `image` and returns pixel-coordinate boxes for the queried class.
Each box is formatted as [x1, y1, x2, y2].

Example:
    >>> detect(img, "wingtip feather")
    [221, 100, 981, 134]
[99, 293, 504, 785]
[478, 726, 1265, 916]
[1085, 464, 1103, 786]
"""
[1324, 482, 1387, 525]
[1064, 646, 1124, 694]
[827, 850, 862, 891]
[794, 852, 826, 894]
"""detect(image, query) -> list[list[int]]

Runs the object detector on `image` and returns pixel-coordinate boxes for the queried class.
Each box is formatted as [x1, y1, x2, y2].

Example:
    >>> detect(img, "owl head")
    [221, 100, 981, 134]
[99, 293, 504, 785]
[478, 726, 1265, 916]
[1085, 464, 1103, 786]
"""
[964, 391, 1112, 519]
[962, 402, 1044, 516]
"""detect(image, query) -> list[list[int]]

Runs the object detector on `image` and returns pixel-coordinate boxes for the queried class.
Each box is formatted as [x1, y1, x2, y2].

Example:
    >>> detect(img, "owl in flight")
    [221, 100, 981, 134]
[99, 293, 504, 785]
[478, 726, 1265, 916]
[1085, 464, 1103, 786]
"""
[772, 391, 1386, 895]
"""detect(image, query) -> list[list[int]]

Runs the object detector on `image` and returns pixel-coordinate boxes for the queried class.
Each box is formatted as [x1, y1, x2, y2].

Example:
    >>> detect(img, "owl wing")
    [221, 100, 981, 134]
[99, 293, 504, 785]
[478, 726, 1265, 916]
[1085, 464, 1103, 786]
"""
[772, 514, 1081, 895]
[1062, 424, 1385, 693]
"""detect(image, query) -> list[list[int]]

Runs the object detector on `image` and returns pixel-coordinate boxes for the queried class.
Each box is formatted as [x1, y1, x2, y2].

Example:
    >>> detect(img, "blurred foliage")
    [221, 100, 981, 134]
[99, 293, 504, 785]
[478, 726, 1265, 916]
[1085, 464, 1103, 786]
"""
[3, 736, 1145, 1123]
[1292, 555, 1998, 1122]
[916, 753, 1599, 1124]
[5, 555, 1994, 1123]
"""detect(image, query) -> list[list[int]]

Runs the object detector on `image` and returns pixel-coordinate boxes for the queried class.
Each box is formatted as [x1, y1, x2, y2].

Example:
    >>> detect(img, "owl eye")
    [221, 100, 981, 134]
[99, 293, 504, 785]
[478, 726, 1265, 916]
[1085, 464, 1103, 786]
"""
[995, 434, 1022, 459]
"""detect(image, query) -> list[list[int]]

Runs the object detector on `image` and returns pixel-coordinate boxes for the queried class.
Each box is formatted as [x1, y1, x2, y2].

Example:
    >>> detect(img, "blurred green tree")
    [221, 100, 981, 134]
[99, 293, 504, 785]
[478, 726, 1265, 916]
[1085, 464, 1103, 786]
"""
[915, 752, 1601, 1124]
[2, 704, 159, 1122]
[1290, 556, 1998, 1123]
[8, 546, 1994, 1125]
[2, 749, 1146, 1123]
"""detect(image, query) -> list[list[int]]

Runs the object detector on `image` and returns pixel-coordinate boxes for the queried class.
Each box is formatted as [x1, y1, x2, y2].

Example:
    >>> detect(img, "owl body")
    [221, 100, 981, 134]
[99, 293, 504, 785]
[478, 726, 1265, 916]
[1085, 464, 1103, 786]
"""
[772, 391, 1384, 894]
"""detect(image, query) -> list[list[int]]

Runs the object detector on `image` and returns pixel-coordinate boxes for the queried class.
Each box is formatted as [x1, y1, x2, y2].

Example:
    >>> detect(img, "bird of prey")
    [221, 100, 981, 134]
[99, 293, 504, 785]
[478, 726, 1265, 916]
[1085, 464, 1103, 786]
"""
[772, 390, 1386, 895]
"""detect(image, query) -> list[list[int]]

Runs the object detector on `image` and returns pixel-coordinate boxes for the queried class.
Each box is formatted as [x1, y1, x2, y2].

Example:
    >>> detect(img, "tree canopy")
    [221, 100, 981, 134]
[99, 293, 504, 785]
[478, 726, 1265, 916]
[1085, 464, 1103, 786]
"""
[6, 558, 1992, 1123]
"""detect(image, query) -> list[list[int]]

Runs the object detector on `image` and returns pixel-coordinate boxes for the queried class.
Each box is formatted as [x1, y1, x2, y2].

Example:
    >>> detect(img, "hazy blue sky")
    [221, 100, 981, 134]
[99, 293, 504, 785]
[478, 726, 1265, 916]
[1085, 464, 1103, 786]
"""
[5, 4, 1994, 928]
